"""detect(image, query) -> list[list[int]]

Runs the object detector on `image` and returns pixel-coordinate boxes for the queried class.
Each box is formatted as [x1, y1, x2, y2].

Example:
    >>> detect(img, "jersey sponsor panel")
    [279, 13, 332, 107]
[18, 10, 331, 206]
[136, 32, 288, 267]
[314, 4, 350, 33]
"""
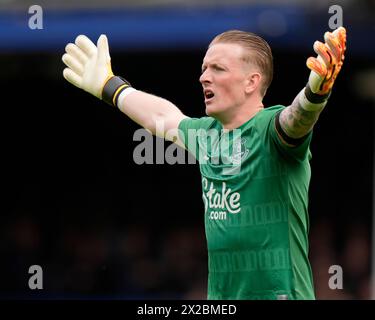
[202, 177, 241, 220]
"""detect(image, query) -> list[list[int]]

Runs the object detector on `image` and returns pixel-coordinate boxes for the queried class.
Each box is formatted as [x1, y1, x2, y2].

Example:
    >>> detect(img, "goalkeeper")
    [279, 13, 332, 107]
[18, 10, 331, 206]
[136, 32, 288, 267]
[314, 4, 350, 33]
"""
[62, 28, 346, 300]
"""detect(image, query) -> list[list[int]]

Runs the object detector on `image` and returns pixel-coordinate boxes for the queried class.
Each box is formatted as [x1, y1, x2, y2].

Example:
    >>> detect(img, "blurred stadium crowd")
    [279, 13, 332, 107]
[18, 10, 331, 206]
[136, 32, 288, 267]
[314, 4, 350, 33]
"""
[0, 209, 371, 299]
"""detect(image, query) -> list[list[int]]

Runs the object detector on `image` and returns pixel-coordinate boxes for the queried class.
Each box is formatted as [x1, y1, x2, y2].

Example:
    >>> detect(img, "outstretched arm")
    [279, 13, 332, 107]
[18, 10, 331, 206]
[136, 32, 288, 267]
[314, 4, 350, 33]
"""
[62, 35, 187, 146]
[276, 27, 347, 146]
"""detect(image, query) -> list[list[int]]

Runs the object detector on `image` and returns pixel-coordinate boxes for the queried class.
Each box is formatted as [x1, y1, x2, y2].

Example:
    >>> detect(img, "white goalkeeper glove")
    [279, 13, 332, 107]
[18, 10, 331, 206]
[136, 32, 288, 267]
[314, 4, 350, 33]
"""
[62, 34, 132, 106]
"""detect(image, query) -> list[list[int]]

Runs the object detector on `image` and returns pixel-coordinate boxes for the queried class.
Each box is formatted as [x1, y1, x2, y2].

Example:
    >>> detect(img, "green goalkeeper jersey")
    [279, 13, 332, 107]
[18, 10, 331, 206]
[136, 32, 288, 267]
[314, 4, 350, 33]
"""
[178, 105, 315, 300]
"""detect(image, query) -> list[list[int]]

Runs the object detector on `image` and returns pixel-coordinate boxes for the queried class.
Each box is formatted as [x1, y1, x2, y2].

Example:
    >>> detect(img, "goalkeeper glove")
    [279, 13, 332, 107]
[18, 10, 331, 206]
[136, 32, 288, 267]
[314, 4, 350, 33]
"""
[305, 26, 347, 103]
[62, 34, 132, 107]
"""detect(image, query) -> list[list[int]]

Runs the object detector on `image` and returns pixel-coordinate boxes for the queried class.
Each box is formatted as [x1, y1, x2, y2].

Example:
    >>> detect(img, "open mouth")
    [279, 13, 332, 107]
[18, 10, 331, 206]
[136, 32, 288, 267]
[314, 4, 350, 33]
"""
[204, 89, 215, 102]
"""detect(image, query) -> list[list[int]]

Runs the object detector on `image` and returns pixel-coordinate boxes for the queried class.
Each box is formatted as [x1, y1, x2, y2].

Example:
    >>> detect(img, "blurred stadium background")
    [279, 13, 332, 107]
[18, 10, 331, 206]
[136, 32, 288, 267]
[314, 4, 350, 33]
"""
[0, 0, 374, 299]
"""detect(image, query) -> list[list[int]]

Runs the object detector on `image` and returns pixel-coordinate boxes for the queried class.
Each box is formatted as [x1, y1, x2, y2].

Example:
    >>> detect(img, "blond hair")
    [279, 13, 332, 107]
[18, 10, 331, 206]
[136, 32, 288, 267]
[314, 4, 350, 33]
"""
[209, 30, 273, 97]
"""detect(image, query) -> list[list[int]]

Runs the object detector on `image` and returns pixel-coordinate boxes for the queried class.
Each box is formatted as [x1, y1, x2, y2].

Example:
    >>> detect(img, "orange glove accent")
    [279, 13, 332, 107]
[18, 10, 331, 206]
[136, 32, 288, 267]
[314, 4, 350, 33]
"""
[306, 26, 347, 95]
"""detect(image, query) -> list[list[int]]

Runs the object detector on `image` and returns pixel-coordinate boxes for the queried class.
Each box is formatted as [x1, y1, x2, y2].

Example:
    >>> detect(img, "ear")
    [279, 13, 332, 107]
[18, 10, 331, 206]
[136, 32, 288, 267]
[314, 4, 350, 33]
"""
[245, 72, 261, 94]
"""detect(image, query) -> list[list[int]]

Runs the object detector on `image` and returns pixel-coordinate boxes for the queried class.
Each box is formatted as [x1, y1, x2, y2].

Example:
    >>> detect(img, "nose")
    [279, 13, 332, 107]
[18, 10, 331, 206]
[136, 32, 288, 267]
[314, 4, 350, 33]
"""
[199, 69, 212, 85]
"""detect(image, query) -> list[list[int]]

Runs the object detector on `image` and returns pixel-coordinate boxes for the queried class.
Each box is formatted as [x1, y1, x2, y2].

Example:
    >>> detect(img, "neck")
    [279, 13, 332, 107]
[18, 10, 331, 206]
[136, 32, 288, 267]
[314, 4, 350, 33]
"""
[219, 103, 264, 130]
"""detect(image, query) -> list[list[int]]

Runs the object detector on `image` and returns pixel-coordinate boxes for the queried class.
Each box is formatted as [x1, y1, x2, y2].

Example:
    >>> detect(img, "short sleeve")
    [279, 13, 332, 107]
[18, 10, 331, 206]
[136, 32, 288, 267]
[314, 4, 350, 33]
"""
[255, 105, 312, 162]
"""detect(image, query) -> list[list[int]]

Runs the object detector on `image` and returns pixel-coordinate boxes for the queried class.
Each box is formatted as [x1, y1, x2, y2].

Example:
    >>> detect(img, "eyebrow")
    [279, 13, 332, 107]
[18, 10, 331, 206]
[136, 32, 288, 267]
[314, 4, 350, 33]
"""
[201, 62, 224, 71]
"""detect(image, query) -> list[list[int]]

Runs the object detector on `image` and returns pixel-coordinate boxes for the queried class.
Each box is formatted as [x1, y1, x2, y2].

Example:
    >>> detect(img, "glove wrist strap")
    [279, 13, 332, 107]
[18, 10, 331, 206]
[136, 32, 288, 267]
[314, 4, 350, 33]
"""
[305, 83, 331, 104]
[102, 76, 132, 107]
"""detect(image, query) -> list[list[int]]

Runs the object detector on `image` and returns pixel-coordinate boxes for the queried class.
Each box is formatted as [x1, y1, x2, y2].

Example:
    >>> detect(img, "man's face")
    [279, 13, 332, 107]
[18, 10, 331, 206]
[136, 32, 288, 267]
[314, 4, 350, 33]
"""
[200, 43, 251, 118]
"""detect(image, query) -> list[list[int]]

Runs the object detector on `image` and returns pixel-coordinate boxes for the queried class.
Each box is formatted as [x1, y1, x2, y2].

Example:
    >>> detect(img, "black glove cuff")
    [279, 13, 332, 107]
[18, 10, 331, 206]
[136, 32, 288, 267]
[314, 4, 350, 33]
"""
[102, 76, 132, 107]
[304, 83, 331, 104]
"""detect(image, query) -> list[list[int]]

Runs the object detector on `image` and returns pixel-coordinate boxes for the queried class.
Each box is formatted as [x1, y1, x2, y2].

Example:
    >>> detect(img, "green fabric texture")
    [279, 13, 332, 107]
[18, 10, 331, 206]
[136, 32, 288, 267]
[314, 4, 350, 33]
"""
[178, 105, 315, 300]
